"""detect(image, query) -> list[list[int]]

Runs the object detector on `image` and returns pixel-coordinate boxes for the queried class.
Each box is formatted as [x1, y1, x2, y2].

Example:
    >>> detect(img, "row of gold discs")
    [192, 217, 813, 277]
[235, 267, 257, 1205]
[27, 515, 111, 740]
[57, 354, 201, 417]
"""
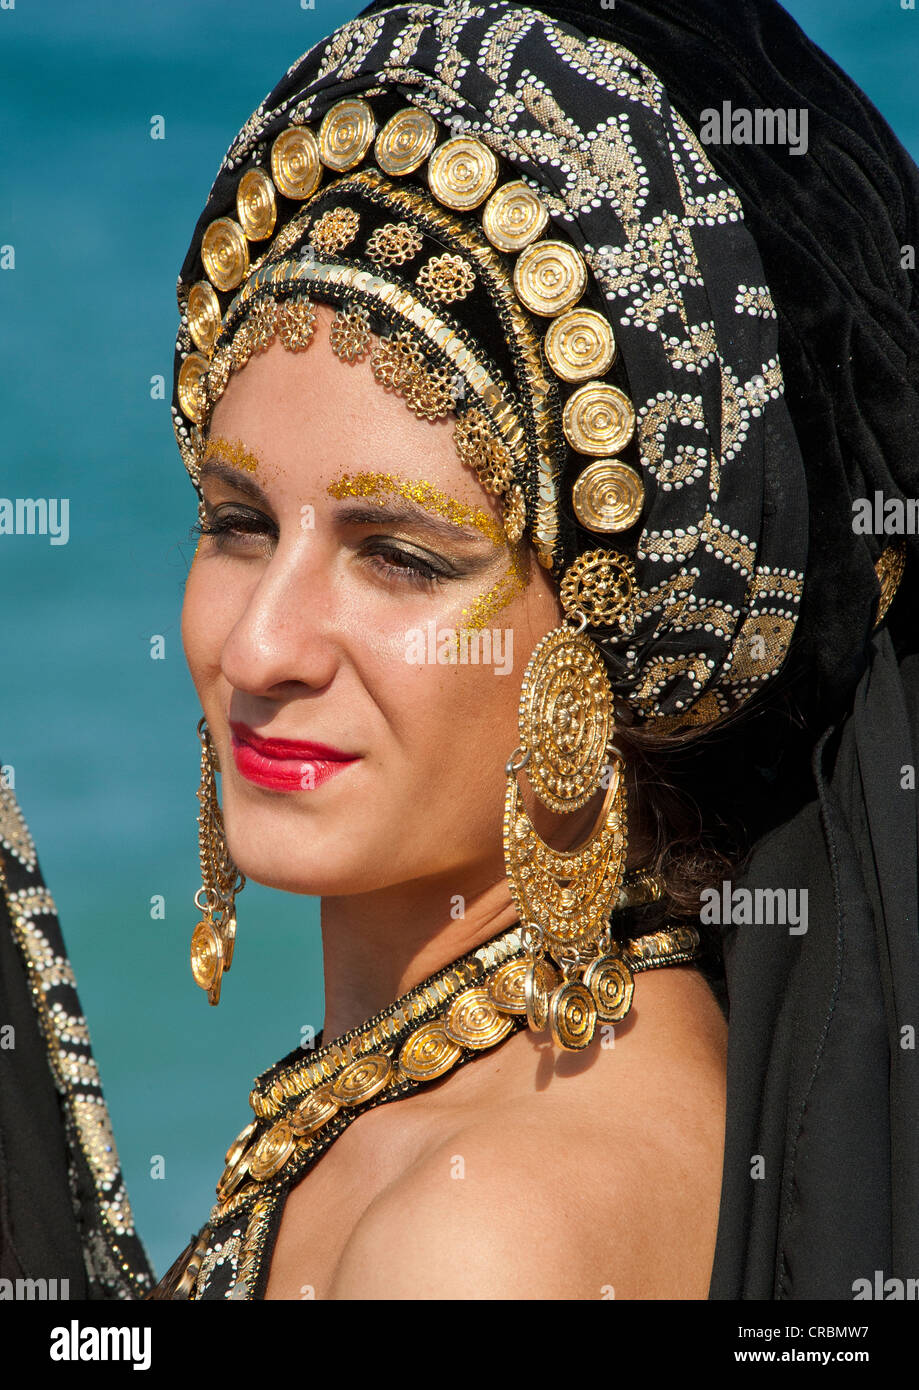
[178, 97, 644, 537]
[214, 924, 697, 1198]
[215, 961, 528, 1198]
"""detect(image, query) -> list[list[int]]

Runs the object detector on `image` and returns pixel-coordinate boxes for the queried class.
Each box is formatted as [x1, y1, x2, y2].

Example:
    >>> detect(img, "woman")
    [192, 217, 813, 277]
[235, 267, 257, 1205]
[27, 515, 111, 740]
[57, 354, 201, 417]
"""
[155, 0, 919, 1300]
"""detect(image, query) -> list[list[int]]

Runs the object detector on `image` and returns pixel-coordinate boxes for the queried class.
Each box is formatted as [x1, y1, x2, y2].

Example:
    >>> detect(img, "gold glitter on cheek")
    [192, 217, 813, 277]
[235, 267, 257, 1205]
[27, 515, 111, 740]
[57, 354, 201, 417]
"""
[205, 435, 261, 473]
[461, 538, 531, 631]
[326, 471, 505, 547]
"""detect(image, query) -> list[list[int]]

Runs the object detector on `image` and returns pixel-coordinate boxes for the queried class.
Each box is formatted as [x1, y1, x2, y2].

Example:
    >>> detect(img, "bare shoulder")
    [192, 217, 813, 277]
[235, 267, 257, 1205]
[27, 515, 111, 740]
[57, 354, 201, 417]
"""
[328, 966, 727, 1300]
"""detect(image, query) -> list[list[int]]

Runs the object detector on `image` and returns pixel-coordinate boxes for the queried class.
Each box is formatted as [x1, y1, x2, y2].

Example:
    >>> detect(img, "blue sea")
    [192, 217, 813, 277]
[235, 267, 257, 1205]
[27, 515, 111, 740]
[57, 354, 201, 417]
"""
[1, 0, 916, 1279]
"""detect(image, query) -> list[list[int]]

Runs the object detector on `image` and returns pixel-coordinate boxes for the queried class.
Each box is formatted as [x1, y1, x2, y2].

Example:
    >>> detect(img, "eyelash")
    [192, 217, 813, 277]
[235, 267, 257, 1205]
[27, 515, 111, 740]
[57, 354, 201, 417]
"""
[191, 509, 449, 589]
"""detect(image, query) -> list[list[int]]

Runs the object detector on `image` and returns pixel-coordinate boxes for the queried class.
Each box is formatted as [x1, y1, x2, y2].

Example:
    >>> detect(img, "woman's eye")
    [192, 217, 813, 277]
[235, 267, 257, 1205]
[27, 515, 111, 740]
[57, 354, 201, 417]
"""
[191, 512, 452, 590]
[192, 506, 277, 551]
[362, 541, 450, 589]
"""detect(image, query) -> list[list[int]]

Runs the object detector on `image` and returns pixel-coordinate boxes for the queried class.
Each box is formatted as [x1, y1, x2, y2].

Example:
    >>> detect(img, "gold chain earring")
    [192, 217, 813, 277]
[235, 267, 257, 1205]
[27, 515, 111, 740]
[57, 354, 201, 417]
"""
[503, 606, 631, 1051]
[190, 717, 245, 1005]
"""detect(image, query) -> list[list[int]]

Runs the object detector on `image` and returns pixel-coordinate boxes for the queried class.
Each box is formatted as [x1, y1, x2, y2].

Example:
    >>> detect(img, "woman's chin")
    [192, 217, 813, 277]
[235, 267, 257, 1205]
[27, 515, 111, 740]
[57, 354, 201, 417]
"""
[225, 847, 391, 898]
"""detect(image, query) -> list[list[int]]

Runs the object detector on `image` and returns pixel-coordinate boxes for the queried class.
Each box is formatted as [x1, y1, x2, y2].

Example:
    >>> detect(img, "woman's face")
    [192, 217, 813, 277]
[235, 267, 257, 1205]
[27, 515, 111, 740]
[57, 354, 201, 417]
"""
[182, 302, 575, 900]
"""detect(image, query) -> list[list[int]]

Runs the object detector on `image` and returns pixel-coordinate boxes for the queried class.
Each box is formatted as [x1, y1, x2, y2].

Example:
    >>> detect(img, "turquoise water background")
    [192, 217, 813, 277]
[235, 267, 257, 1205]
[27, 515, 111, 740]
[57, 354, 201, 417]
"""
[2, 0, 917, 1279]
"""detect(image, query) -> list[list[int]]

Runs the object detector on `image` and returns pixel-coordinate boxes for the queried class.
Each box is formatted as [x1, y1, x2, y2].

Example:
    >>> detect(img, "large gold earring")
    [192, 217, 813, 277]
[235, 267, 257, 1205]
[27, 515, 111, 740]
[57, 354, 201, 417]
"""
[190, 717, 245, 1005]
[503, 612, 629, 1051]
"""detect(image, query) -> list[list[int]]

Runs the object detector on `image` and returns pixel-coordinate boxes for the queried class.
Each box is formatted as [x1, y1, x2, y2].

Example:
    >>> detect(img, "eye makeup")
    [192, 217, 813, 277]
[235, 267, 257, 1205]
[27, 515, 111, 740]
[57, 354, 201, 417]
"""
[327, 470, 529, 627]
[460, 543, 529, 630]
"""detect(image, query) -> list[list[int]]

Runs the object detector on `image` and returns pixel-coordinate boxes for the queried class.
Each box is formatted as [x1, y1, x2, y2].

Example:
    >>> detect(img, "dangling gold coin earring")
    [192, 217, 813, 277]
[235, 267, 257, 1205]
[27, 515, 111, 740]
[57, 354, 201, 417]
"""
[503, 553, 637, 1051]
[190, 717, 245, 1005]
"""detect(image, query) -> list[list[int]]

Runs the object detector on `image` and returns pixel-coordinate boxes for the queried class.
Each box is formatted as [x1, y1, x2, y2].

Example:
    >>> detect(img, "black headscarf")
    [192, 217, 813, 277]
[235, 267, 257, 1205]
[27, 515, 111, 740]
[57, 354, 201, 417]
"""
[475, 0, 919, 734]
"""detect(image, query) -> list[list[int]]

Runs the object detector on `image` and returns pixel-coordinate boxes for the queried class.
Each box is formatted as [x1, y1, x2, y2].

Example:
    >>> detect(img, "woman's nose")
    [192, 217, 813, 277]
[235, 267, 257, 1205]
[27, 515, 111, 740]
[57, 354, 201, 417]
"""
[219, 530, 341, 699]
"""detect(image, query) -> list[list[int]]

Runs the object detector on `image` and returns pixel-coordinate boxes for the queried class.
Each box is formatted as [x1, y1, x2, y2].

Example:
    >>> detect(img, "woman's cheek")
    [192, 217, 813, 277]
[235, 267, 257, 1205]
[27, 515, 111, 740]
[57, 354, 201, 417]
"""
[182, 558, 233, 687]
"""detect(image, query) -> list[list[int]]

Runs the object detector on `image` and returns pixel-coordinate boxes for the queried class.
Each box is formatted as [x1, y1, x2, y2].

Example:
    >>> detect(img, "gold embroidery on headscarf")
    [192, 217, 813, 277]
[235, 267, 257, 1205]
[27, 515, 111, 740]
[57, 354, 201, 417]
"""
[633, 654, 713, 714]
[723, 613, 797, 684]
[638, 393, 712, 489]
[702, 512, 756, 577]
[616, 571, 697, 631]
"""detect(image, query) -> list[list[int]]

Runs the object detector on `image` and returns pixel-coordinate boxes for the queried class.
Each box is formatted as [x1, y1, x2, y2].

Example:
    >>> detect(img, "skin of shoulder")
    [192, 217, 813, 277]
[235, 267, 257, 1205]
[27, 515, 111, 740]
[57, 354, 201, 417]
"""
[326, 972, 727, 1300]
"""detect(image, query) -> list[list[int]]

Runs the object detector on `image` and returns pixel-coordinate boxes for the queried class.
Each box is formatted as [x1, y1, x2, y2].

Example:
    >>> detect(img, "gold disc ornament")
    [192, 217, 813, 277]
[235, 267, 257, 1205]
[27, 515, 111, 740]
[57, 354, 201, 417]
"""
[582, 953, 635, 1023]
[398, 1022, 462, 1081]
[201, 217, 250, 292]
[216, 1147, 251, 1201]
[482, 180, 549, 252]
[187, 281, 222, 353]
[221, 910, 238, 971]
[319, 98, 376, 171]
[544, 308, 617, 383]
[190, 918, 223, 992]
[572, 460, 644, 533]
[563, 383, 636, 455]
[375, 106, 439, 175]
[288, 1085, 340, 1136]
[271, 126, 322, 200]
[427, 135, 499, 210]
[236, 167, 277, 241]
[548, 981, 597, 1050]
[330, 1053, 392, 1106]
[516, 626, 614, 813]
[487, 959, 528, 1014]
[178, 352, 211, 425]
[247, 1119, 296, 1182]
[443, 988, 514, 1049]
[224, 1121, 257, 1169]
[513, 240, 587, 316]
[216, 1119, 258, 1199]
[524, 956, 560, 1032]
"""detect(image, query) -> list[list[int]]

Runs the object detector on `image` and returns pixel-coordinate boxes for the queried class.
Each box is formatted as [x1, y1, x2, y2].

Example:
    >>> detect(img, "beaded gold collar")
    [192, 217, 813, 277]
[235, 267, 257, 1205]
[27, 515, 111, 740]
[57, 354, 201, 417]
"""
[162, 913, 698, 1299]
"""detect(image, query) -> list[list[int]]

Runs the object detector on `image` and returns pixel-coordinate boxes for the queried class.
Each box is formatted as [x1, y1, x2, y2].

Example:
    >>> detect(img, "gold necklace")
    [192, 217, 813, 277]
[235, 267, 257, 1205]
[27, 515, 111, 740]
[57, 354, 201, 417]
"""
[165, 914, 699, 1300]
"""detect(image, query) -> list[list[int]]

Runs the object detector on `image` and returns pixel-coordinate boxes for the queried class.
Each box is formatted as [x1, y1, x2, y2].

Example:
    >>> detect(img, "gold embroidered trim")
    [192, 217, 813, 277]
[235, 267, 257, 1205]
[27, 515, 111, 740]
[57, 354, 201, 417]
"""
[0, 796, 149, 1292]
[874, 540, 907, 629]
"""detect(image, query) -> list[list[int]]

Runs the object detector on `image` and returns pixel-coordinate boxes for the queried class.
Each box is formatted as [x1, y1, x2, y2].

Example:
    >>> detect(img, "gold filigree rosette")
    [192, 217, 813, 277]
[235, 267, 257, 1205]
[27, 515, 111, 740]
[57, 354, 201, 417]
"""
[366, 220, 424, 265]
[370, 330, 457, 420]
[310, 206, 360, 256]
[416, 252, 476, 303]
[277, 298, 318, 351]
[329, 304, 372, 362]
[560, 549, 638, 629]
[453, 408, 514, 495]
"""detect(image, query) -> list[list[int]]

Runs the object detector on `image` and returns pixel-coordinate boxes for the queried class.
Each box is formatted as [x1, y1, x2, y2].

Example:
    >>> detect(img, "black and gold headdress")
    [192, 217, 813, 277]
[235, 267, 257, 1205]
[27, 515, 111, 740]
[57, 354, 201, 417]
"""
[172, 0, 808, 731]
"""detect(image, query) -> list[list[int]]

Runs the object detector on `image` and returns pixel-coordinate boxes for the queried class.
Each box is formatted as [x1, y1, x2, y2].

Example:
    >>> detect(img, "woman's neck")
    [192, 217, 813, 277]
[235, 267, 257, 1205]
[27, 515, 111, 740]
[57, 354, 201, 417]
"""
[318, 872, 520, 1041]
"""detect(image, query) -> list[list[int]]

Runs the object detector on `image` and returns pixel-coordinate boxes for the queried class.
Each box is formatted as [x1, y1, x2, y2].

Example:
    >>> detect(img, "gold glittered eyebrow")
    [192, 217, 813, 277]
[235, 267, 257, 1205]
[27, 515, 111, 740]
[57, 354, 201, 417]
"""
[327, 472, 505, 548]
[203, 436, 261, 473]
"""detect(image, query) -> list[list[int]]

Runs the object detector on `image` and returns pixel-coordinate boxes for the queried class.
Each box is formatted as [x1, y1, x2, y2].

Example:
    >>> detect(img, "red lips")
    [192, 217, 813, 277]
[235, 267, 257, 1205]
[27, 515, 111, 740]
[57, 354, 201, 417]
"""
[229, 721, 359, 792]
